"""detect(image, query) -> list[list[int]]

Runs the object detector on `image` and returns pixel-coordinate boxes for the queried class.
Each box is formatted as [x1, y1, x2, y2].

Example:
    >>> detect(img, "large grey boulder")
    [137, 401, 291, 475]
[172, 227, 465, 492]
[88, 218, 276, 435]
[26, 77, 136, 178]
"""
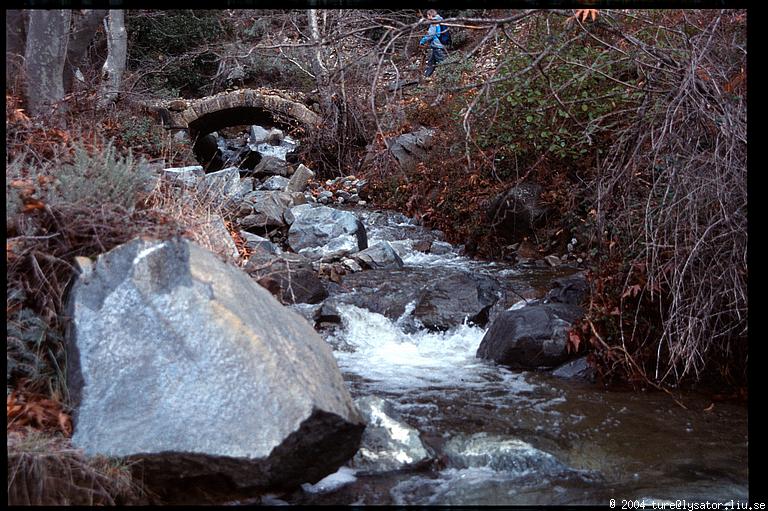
[351, 241, 404, 270]
[476, 302, 583, 369]
[65, 238, 364, 497]
[244, 251, 327, 305]
[287, 204, 368, 261]
[350, 396, 431, 474]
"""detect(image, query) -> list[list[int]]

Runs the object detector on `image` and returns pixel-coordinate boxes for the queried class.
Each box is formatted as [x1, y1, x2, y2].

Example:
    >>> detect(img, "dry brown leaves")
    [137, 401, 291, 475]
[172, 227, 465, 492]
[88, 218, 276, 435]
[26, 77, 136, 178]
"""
[7, 388, 72, 437]
[226, 220, 252, 261]
[574, 9, 598, 23]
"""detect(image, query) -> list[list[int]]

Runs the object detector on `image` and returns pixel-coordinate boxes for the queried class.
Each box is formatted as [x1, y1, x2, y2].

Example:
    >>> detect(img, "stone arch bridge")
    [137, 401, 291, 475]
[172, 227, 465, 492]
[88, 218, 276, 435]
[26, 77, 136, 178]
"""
[149, 88, 321, 169]
[157, 88, 320, 134]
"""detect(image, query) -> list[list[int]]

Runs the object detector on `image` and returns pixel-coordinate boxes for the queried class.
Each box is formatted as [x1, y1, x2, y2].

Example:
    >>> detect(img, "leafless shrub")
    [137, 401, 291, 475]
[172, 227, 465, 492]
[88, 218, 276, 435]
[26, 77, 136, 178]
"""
[7, 431, 145, 505]
[591, 10, 747, 384]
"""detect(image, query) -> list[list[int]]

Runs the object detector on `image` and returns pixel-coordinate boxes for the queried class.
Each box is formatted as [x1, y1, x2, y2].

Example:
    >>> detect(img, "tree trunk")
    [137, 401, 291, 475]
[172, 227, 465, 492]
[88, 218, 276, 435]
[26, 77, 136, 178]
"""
[307, 9, 330, 90]
[98, 10, 127, 108]
[24, 10, 71, 117]
[64, 9, 108, 93]
[6, 10, 27, 89]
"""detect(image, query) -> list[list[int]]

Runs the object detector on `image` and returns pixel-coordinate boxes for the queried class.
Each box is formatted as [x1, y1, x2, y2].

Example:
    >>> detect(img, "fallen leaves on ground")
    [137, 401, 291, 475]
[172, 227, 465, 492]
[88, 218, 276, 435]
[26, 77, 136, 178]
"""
[7, 388, 72, 437]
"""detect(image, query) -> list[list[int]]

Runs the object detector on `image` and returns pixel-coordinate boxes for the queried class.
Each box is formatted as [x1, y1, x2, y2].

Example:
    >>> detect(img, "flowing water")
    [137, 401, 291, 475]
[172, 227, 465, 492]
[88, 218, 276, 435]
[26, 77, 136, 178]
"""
[274, 208, 748, 506]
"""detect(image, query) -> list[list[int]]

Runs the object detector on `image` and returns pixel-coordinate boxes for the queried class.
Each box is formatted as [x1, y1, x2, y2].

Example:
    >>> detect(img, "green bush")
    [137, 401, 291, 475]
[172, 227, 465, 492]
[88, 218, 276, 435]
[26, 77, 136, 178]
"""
[473, 26, 642, 176]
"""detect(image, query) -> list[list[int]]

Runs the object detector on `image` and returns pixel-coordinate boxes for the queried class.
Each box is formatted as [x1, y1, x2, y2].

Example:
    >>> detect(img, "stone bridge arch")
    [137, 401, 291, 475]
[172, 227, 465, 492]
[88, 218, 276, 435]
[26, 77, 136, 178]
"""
[156, 88, 321, 170]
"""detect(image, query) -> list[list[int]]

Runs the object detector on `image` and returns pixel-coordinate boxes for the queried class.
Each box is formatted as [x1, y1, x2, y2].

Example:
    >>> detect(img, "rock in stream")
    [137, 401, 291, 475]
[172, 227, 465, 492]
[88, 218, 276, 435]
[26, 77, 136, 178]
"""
[65, 238, 364, 503]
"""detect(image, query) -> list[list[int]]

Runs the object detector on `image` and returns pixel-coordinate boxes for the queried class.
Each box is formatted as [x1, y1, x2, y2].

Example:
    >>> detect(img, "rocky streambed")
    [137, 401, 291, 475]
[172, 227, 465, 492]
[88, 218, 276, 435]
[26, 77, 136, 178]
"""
[64, 125, 748, 505]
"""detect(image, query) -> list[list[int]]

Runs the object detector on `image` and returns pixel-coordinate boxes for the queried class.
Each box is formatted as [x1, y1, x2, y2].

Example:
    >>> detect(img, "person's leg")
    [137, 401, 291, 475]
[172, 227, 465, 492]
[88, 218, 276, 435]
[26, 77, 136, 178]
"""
[435, 47, 447, 66]
[425, 49, 437, 77]
[425, 48, 447, 77]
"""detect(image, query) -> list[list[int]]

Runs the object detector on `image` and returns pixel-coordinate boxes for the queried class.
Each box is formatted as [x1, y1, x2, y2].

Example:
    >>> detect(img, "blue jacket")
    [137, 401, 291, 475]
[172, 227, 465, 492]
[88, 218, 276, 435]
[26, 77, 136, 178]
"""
[420, 15, 446, 49]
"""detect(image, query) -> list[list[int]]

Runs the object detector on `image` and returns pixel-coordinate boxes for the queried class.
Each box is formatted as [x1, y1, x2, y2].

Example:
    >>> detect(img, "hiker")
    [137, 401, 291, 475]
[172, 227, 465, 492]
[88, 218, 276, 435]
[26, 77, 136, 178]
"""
[419, 9, 448, 78]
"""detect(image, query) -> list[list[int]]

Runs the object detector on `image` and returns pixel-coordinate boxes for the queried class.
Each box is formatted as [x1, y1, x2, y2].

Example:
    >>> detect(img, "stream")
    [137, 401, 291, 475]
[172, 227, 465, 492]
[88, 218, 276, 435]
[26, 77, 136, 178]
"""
[285, 210, 747, 505]
[213, 126, 748, 506]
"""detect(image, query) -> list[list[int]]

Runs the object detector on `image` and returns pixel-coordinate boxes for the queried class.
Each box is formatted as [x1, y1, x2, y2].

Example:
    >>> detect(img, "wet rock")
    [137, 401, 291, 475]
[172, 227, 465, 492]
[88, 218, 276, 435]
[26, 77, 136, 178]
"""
[487, 184, 546, 243]
[260, 175, 291, 191]
[429, 240, 454, 255]
[551, 356, 595, 382]
[162, 165, 203, 187]
[286, 164, 314, 193]
[288, 302, 322, 325]
[545, 271, 588, 306]
[443, 433, 569, 476]
[476, 302, 583, 369]
[316, 301, 343, 325]
[65, 238, 364, 498]
[331, 267, 502, 331]
[414, 272, 501, 330]
[245, 251, 327, 304]
[352, 241, 404, 270]
[287, 204, 368, 262]
[350, 396, 431, 474]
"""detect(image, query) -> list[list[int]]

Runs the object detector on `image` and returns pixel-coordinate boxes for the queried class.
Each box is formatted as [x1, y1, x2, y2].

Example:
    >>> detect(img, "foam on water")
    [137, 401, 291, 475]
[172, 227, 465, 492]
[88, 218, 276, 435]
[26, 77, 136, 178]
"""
[300, 466, 357, 494]
[328, 303, 532, 393]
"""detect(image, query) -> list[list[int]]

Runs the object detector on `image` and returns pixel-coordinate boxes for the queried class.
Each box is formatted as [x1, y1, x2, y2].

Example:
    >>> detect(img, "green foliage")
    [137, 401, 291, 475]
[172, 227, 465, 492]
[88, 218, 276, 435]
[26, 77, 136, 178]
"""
[51, 142, 152, 210]
[474, 29, 641, 174]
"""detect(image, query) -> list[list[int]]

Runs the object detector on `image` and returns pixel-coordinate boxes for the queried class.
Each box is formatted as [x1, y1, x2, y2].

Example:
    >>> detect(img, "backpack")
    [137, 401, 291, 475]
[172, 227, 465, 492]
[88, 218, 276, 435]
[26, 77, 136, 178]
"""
[436, 24, 452, 47]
